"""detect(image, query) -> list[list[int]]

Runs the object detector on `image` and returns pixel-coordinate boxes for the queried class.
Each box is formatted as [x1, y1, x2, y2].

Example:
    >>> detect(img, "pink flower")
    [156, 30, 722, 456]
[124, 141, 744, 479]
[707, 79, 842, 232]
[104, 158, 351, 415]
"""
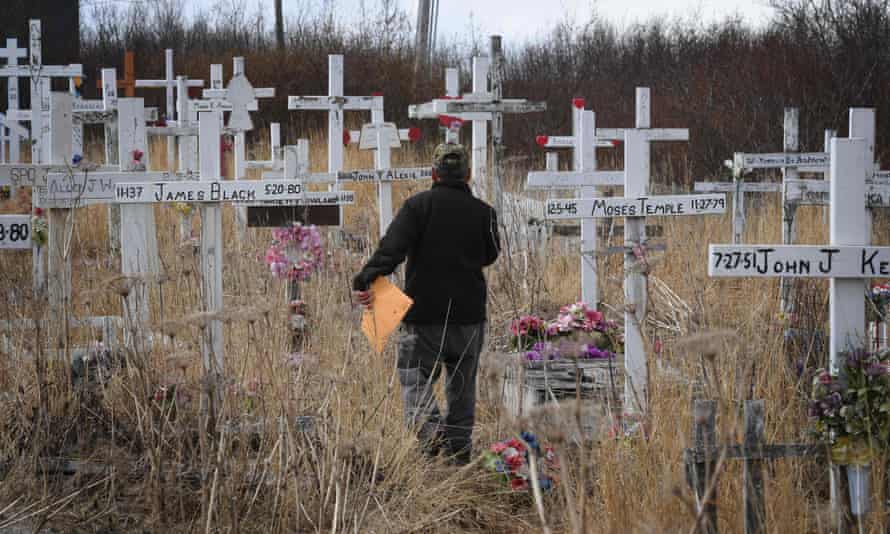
[490, 442, 508, 454]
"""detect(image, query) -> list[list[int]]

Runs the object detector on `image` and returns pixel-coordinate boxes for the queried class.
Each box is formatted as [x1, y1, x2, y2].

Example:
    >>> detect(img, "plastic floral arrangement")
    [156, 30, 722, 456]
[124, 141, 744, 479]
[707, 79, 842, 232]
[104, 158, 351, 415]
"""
[482, 432, 559, 492]
[31, 207, 48, 247]
[263, 223, 324, 281]
[171, 202, 193, 217]
[868, 283, 890, 323]
[508, 302, 623, 361]
[809, 348, 890, 465]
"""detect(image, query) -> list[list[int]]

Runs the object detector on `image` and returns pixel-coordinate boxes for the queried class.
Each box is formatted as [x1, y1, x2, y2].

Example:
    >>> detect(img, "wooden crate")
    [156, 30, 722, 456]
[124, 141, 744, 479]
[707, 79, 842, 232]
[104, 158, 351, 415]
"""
[502, 355, 624, 435]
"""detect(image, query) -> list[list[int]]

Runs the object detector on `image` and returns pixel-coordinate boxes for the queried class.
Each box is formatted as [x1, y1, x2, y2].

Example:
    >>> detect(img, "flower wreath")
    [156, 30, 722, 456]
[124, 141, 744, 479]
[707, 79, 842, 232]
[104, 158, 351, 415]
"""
[263, 222, 324, 281]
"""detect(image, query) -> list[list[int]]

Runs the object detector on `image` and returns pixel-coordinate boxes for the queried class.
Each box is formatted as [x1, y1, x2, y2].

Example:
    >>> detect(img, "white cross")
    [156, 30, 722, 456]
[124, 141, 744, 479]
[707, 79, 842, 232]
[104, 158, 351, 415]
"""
[410, 46, 545, 209]
[411, 59, 491, 198]
[0, 21, 83, 165]
[544, 88, 703, 416]
[134, 48, 204, 171]
[287, 54, 380, 225]
[197, 58, 276, 239]
[135, 49, 204, 121]
[525, 100, 622, 308]
[337, 118, 427, 235]
[0, 38, 27, 164]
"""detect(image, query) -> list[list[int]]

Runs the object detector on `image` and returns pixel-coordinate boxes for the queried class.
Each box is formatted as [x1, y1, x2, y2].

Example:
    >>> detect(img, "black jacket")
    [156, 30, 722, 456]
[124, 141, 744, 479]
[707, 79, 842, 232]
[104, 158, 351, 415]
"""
[353, 180, 500, 324]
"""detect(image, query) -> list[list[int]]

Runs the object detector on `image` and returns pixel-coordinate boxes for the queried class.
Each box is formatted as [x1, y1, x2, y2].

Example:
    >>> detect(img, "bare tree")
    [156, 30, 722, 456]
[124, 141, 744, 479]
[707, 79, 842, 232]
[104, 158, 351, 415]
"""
[275, 0, 285, 51]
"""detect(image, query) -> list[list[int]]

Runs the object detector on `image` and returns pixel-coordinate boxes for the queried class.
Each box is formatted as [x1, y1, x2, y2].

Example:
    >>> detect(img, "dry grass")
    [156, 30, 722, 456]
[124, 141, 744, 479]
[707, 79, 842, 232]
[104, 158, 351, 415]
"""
[0, 134, 888, 533]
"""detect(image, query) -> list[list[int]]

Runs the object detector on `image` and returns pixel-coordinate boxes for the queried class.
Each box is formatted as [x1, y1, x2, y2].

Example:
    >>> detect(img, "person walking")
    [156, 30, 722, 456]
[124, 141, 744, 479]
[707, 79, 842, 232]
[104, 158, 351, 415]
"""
[352, 143, 501, 464]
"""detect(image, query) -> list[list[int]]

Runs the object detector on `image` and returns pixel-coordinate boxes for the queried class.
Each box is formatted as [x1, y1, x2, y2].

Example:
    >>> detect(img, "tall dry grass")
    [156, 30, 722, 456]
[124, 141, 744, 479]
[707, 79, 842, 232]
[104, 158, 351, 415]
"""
[0, 132, 887, 533]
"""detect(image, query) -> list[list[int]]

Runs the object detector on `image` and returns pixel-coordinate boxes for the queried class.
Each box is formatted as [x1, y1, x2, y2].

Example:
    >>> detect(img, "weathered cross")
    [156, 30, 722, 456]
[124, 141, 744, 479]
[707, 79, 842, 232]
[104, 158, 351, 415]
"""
[0, 37, 27, 163]
[526, 99, 623, 308]
[338, 118, 426, 235]
[544, 88, 709, 415]
[410, 37, 546, 214]
[411, 57, 491, 198]
[708, 135, 890, 521]
[0, 20, 83, 165]
[287, 54, 380, 226]
[202, 58, 275, 239]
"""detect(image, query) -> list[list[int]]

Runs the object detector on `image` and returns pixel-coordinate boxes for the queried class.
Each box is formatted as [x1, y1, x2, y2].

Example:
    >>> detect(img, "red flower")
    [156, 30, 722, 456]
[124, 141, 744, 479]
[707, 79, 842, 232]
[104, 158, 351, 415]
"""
[490, 442, 508, 454]
[33, 207, 44, 217]
[510, 478, 529, 491]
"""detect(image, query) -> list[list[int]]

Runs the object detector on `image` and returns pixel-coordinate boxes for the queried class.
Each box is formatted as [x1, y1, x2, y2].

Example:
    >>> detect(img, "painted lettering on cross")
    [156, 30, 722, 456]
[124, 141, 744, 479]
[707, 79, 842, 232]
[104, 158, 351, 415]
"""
[0, 215, 32, 249]
[545, 194, 726, 220]
[708, 245, 890, 278]
[113, 180, 306, 204]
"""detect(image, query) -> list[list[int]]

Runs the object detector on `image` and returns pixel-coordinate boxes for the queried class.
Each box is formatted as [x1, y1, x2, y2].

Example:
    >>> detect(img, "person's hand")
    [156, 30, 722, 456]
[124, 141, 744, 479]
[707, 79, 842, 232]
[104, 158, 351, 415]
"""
[353, 290, 373, 309]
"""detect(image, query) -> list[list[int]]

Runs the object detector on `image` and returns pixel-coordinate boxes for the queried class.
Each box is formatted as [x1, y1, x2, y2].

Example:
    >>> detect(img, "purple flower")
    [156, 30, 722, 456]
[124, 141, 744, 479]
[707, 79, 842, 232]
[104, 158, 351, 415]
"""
[866, 363, 889, 377]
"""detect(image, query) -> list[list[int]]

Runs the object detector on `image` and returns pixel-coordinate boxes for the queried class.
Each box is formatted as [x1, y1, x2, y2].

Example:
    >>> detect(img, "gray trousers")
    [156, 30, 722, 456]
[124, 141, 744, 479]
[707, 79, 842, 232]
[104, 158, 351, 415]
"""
[397, 322, 485, 461]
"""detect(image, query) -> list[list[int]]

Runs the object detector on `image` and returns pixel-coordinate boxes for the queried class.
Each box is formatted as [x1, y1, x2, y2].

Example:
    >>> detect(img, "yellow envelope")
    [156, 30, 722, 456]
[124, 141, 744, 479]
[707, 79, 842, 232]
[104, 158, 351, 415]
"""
[361, 277, 414, 354]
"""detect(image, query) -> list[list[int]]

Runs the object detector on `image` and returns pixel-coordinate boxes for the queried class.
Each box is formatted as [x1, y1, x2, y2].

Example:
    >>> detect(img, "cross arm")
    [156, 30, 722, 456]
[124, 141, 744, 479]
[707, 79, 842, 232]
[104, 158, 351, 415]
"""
[288, 95, 381, 111]
[596, 128, 689, 142]
[0, 64, 83, 78]
[136, 78, 204, 88]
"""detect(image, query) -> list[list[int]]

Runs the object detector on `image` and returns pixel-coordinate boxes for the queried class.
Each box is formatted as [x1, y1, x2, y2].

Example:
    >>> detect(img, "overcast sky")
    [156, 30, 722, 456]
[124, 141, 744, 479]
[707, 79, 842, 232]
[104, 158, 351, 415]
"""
[164, 0, 777, 43]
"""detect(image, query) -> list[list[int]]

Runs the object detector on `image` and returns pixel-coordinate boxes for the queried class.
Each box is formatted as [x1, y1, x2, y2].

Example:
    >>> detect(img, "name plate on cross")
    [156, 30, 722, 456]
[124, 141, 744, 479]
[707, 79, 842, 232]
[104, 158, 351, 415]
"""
[736, 152, 830, 170]
[337, 167, 432, 183]
[113, 180, 306, 204]
[709, 245, 890, 278]
[0, 215, 31, 249]
[545, 194, 727, 219]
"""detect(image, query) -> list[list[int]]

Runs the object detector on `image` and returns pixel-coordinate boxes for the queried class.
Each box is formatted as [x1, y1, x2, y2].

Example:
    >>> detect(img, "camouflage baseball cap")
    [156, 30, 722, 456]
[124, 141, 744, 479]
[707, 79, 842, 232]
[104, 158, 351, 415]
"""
[432, 143, 470, 176]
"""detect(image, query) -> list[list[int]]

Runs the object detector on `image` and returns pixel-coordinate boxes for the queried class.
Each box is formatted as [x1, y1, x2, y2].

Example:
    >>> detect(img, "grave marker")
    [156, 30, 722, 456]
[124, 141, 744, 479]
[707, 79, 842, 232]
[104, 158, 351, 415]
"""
[0, 38, 27, 164]
[708, 136, 883, 526]
[135, 48, 205, 167]
[410, 37, 546, 213]
[338, 118, 425, 235]
[544, 88, 699, 415]
[288, 55, 379, 226]
[526, 99, 621, 307]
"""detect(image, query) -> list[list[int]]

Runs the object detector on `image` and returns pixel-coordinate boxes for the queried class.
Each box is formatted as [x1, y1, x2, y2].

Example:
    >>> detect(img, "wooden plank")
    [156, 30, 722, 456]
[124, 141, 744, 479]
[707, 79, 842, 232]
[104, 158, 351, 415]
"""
[337, 167, 431, 183]
[113, 180, 305, 204]
[0, 215, 31, 249]
[708, 244, 890, 278]
[691, 400, 718, 534]
[545, 194, 727, 220]
[246, 205, 340, 227]
[526, 170, 624, 189]
[694, 181, 781, 193]
[743, 400, 766, 534]
[684, 443, 823, 463]
[735, 151, 829, 169]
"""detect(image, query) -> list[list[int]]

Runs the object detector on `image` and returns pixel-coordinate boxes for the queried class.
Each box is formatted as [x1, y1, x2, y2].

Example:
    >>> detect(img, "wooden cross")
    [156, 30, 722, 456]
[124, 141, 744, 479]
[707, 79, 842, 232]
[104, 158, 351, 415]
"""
[526, 99, 623, 307]
[197, 58, 276, 239]
[0, 20, 82, 165]
[135, 49, 204, 121]
[287, 54, 380, 225]
[544, 88, 703, 416]
[410, 39, 546, 210]
[338, 118, 426, 235]
[708, 136, 890, 525]
[411, 58, 491, 198]
[95, 51, 136, 97]
[1, 37, 27, 163]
